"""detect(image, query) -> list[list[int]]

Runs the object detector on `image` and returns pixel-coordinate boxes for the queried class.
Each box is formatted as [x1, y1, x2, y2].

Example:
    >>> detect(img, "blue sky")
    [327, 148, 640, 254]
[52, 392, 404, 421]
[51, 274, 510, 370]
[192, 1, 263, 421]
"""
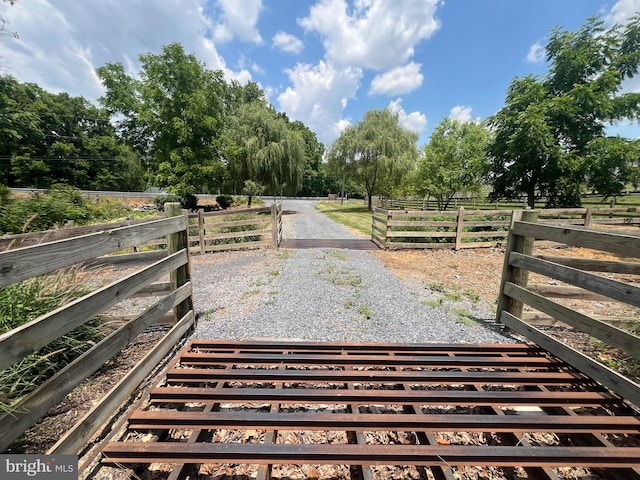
[1, 0, 638, 147]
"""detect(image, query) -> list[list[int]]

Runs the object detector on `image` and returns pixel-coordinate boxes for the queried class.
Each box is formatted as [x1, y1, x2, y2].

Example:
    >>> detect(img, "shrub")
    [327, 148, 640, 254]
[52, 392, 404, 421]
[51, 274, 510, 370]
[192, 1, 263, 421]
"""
[153, 194, 182, 212]
[216, 195, 234, 210]
[0, 268, 107, 414]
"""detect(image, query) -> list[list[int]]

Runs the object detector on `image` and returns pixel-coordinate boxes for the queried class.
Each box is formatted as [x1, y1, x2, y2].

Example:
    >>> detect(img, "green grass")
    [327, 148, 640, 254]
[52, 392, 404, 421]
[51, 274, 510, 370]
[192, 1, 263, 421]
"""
[315, 200, 372, 236]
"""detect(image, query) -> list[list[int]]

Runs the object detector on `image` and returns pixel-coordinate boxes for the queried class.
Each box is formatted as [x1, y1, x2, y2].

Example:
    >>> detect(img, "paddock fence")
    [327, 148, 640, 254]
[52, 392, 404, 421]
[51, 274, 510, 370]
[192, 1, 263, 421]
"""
[496, 210, 640, 406]
[372, 206, 640, 250]
[0, 203, 194, 453]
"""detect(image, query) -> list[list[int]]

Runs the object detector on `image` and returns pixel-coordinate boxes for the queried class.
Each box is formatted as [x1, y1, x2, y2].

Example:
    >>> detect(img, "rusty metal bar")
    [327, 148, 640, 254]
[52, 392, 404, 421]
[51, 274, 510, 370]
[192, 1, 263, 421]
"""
[102, 443, 640, 467]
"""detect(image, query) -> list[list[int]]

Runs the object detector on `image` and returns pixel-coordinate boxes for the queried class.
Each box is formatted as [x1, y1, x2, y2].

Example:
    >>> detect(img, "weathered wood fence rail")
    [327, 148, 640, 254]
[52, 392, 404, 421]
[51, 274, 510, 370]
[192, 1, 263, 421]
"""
[372, 206, 640, 250]
[0, 204, 195, 453]
[186, 203, 282, 254]
[0, 203, 284, 255]
[496, 211, 640, 407]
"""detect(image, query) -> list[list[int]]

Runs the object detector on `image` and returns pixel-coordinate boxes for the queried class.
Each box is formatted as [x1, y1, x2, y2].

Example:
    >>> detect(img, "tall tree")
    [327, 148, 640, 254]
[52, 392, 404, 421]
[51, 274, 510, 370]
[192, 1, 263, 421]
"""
[97, 42, 226, 197]
[414, 117, 489, 210]
[327, 109, 418, 210]
[488, 15, 640, 207]
[227, 102, 306, 196]
[0, 75, 143, 190]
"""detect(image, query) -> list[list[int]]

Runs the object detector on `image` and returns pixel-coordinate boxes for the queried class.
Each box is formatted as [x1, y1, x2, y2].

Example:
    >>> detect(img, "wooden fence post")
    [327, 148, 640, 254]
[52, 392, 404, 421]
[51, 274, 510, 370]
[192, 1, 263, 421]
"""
[584, 207, 593, 227]
[496, 209, 538, 323]
[165, 202, 192, 321]
[271, 203, 279, 248]
[198, 208, 205, 255]
[454, 206, 465, 250]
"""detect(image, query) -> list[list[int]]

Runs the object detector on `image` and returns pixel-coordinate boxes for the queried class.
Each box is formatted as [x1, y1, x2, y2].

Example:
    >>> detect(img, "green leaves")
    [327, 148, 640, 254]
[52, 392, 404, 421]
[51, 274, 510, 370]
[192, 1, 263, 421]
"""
[326, 108, 418, 209]
[488, 14, 640, 207]
[415, 117, 489, 210]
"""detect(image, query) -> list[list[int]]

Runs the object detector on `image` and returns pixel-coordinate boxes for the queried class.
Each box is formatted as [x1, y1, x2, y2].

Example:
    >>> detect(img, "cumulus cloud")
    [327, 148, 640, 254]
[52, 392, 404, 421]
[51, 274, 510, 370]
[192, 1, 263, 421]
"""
[450, 105, 473, 123]
[526, 41, 545, 63]
[277, 61, 362, 144]
[606, 0, 640, 24]
[0, 0, 252, 99]
[272, 32, 304, 54]
[213, 0, 263, 44]
[369, 62, 423, 96]
[299, 0, 441, 70]
[388, 98, 427, 133]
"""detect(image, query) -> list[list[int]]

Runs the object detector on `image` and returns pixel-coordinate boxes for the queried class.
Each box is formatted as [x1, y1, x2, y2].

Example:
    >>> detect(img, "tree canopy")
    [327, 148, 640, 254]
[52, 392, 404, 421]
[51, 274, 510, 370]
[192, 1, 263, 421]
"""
[97, 42, 226, 197]
[488, 15, 640, 207]
[0, 75, 144, 191]
[326, 109, 418, 209]
[414, 117, 489, 210]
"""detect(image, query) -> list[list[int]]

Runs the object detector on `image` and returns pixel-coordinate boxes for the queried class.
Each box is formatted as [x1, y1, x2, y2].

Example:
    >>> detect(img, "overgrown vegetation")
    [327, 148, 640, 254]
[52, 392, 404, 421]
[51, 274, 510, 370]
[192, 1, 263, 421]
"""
[0, 268, 108, 414]
[0, 185, 149, 235]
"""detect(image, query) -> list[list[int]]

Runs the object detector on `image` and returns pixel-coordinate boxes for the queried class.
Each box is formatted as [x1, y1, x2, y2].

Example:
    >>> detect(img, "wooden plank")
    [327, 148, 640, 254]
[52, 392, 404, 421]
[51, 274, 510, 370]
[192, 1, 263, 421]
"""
[0, 283, 192, 452]
[455, 207, 465, 250]
[462, 231, 509, 238]
[204, 218, 271, 229]
[388, 241, 453, 250]
[509, 252, 640, 308]
[130, 281, 172, 298]
[166, 203, 192, 322]
[535, 255, 640, 274]
[496, 211, 537, 322]
[203, 240, 272, 253]
[504, 282, 640, 359]
[48, 310, 195, 454]
[0, 250, 188, 372]
[500, 311, 640, 408]
[512, 221, 640, 258]
[0, 217, 161, 251]
[203, 227, 270, 241]
[521, 311, 635, 329]
[200, 206, 271, 217]
[85, 250, 166, 267]
[0, 216, 186, 288]
[388, 220, 457, 227]
[387, 230, 455, 238]
[459, 241, 503, 249]
[527, 283, 608, 300]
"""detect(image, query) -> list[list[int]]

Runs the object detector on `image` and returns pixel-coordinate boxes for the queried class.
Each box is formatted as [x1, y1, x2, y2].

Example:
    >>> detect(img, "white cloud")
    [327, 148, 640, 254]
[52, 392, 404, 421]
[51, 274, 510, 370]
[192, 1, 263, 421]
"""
[449, 105, 473, 123]
[299, 0, 441, 70]
[0, 0, 251, 99]
[272, 32, 304, 54]
[369, 62, 423, 95]
[526, 41, 545, 63]
[387, 98, 427, 133]
[213, 0, 263, 44]
[606, 0, 640, 24]
[277, 61, 362, 144]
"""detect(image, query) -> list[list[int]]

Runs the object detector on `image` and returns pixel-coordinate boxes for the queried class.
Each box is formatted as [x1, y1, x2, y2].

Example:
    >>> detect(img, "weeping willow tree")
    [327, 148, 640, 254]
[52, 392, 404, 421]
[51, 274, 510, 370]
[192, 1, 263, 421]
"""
[327, 108, 419, 210]
[228, 103, 306, 196]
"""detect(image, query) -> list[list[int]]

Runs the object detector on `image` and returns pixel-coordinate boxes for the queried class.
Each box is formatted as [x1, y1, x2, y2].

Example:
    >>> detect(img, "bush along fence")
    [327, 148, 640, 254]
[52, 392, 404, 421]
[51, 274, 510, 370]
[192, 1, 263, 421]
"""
[0, 203, 194, 454]
[372, 206, 640, 250]
[496, 210, 640, 407]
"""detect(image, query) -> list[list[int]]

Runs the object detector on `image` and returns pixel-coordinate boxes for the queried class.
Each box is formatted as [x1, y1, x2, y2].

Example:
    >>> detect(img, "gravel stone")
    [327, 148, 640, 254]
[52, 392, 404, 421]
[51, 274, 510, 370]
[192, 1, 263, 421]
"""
[190, 199, 513, 343]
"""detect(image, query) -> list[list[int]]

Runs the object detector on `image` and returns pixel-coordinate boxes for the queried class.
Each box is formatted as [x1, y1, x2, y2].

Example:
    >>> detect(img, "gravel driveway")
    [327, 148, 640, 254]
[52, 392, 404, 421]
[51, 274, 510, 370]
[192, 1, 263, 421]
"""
[190, 199, 511, 343]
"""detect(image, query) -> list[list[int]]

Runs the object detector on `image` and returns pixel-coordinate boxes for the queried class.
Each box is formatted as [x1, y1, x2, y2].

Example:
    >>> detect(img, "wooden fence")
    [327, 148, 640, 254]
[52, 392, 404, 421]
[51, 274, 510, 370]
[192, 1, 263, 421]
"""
[186, 203, 282, 254]
[0, 203, 284, 255]
[372, 206, 640, 250]
[496, 211, 640, 407]
[0, 203, 194, 453]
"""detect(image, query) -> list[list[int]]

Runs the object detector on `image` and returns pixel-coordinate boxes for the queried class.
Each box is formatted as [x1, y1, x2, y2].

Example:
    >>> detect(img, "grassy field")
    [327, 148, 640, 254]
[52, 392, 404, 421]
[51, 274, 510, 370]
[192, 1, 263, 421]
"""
[315, 200, 372, 236]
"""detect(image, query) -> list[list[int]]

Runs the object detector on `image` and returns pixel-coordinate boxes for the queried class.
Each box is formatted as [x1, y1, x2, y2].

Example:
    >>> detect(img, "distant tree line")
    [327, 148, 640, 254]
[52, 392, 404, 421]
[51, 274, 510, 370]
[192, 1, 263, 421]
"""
[328, 14, 640, 209]
[1, 14, 638, 208]
[0, 42, 355, 199]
